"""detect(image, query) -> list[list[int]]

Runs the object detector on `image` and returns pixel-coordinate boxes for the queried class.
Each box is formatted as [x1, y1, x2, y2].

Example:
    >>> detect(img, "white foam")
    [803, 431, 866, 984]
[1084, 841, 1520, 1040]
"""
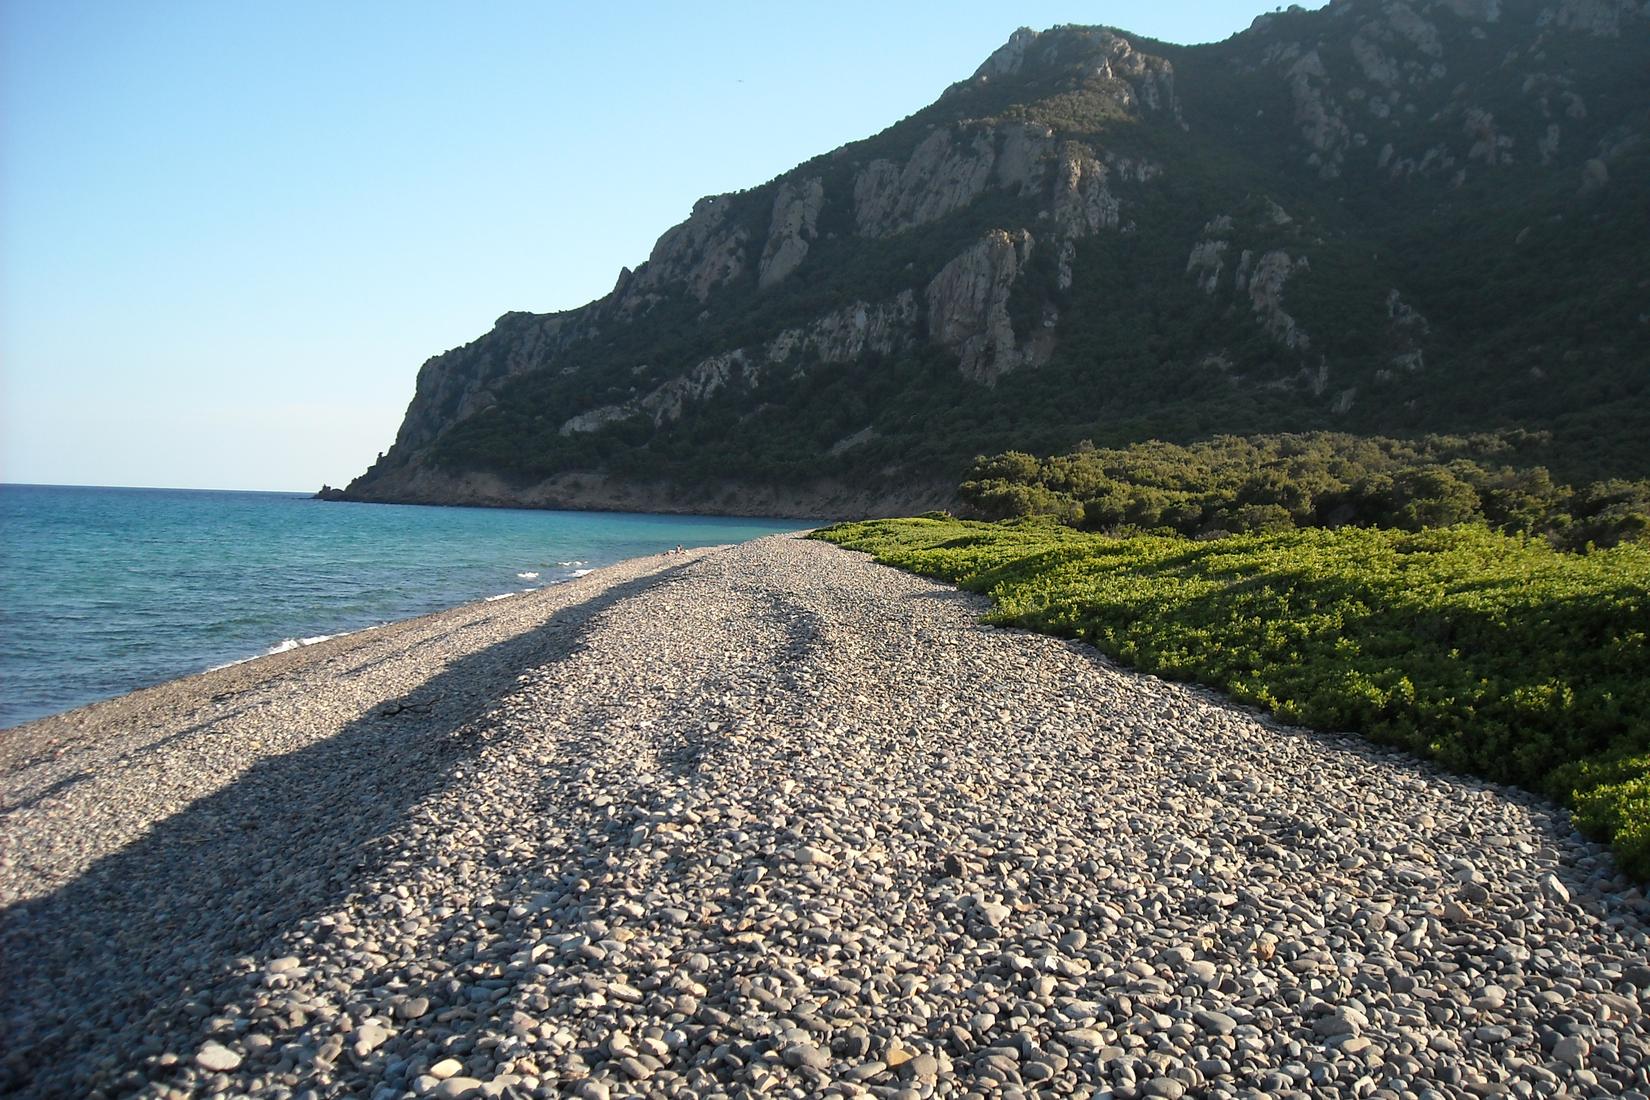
[484, 592, 517, 602]
[207, 631, 341, 671]
[266, 633, 336, 655]
[516, 571, 540, 580]
[570, 568, 594, 577]
[556, 560, 587, 567]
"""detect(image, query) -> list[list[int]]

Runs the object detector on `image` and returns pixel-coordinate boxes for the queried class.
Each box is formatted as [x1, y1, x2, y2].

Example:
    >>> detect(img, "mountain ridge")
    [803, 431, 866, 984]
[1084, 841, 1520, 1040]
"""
[339, 0, 1650, 516]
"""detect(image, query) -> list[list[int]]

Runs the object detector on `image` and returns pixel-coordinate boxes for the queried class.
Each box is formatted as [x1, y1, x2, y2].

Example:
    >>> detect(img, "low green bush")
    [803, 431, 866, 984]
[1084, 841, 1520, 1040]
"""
[815, 517, 1650, 878]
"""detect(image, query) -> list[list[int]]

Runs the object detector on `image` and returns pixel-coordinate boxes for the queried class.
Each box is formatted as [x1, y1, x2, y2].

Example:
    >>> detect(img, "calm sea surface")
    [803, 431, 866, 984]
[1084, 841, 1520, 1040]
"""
[0, 485, 806, 728]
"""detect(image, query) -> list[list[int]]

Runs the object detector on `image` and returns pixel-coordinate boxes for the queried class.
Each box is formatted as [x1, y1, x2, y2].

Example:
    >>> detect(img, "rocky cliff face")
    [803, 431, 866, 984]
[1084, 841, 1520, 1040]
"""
[926, 229, 1049, 384]
[343, 0, 1650, 515]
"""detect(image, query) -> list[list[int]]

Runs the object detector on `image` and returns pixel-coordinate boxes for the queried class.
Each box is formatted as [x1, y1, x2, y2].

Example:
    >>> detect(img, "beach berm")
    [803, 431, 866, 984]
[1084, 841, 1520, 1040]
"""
[2, 535, 1647, 1097]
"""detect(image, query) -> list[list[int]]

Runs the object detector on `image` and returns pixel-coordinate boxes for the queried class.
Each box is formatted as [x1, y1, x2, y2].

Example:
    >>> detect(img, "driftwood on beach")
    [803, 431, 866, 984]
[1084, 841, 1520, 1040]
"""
[2, 536, 1646, 1097]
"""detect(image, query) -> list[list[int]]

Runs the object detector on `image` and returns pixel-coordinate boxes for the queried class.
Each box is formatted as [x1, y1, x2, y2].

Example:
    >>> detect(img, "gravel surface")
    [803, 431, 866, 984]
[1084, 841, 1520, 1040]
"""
[3, 534, 1648, 1099]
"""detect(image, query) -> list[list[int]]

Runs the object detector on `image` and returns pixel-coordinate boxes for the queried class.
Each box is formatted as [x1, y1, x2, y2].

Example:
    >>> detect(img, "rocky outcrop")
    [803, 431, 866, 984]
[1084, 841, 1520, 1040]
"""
[1050, 144, 1122, 289]
[1348, 0, 1450, 95]
[625, 196, 748, 307]
[1186, 232, 1230, 296]
[827, 425, 878, 456]
[853, 125, 1125, 283]
[1185, 206, 1322, 362]
[970, 26, 1040, 80]
[1284, 49, 1353, 179]
[764, 292, 919, 366]
[854, 127, 1006, 237]
[1255, 0, 1648, 183]
[758, 178, 824, 289]
[558, 405, 633, 436]
[853, 26, 1184, 241]
[927, 230, 1046, 384]
[996, 122, 1055, 191]
[390, 311, 588, 453]
[562, 293, 921, 435]
[637, 352, 757, 426]
[954, 26, 1183, 125]
[1381, 289, 1431, 377]
[558, 351, 756, 435]
[1463, 108, 1514, 166]
[1579, 156, 1611, 192]
[1245, 250, 1312, 351]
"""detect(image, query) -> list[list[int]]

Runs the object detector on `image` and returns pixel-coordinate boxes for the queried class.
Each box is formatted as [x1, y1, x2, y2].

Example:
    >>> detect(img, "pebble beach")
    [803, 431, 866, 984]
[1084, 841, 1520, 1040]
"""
[2, 534, 1647, 1099]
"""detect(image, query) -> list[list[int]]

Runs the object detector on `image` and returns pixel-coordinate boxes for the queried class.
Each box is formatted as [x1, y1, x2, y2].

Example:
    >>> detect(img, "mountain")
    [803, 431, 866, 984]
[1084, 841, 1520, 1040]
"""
[339, 0, 1650, 517]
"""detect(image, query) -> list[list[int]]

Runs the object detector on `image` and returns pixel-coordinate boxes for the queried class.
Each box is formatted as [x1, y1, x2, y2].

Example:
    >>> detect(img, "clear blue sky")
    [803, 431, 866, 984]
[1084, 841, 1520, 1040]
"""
[1, 0, 1313, 492]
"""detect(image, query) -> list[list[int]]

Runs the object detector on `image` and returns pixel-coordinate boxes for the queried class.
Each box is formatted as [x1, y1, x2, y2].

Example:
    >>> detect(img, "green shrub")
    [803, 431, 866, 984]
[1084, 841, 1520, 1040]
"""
[957, 432, 1650, 548]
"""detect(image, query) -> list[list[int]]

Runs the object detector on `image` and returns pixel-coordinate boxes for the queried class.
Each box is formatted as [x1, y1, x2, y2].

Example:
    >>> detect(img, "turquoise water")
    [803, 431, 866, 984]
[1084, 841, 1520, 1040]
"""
[0, 485, 805, 728]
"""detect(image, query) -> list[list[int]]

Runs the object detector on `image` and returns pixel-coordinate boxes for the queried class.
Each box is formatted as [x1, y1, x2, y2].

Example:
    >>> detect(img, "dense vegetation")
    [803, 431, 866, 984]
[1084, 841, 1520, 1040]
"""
[815, 516, 1650, 877]
[961, 431, 1650, 549]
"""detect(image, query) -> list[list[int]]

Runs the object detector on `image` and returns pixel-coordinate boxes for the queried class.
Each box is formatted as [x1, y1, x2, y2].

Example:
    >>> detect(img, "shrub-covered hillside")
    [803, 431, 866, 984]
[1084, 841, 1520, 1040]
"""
[960, 431, 1650, 549]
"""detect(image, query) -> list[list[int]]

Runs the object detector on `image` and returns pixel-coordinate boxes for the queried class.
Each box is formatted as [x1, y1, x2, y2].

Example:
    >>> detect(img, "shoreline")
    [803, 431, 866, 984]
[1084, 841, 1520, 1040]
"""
[0, 538, 795, 741]
[4, 534, 1647, 1098]
[0, 544, 729, 789]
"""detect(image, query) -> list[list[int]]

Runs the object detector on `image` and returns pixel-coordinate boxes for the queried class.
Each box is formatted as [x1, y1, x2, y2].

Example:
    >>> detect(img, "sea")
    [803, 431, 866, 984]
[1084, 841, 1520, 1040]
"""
[0, 485, 806, 728]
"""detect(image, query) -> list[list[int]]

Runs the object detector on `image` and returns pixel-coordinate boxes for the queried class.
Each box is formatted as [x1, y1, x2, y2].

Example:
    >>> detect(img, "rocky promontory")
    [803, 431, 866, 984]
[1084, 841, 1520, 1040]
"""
[339, 0, 1650, 514]
[4, 536, 1648, 1097]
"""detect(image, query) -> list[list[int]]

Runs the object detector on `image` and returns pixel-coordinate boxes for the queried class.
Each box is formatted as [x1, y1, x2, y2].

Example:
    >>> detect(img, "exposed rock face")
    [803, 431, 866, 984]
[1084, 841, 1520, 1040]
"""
[558, 405, 633, 436]
[1187, 234, 1230, 296]
[970, 26, 1040, 80]
[958, 25, 1182, 123]
[1050, 144, 1122, 289]
[1382, 288, 1431, 376]
[764, 292, 919, 366]
[562, 292, 920, 434]
[758, 178, 824, 289]
[996, 122, 1056, 191]
[559, 350, 757, 436]
[627, 196, 748, 305]
[854, 128, 1004, 237]
[1285, 49, 1354, 178]
[827, 425, 878, 456]
[1075, 29, 1185, 123]
[1246, 251, 1312, 351]
[636, 351, 757, 427]
[391, 311, 584, 453]
[1252, 0, 1649, 185]
[926, 229, 1043, 384]
[1463, 108, 1514, 165]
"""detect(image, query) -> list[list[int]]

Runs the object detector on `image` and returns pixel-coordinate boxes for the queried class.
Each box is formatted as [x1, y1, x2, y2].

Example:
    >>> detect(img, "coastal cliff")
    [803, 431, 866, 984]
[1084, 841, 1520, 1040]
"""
[342, 0, 1650, 514]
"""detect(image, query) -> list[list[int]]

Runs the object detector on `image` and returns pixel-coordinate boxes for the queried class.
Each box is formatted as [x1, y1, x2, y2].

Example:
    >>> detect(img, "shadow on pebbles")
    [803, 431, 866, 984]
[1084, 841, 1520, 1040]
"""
[2, 534, 1648, 1099]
